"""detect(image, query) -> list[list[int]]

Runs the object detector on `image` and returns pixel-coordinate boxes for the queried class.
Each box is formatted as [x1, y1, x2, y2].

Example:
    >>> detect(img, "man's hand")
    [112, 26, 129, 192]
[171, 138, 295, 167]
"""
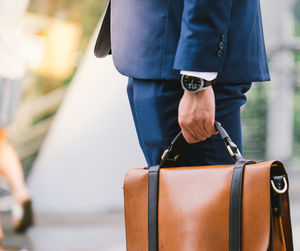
[178, 86, 218, 143]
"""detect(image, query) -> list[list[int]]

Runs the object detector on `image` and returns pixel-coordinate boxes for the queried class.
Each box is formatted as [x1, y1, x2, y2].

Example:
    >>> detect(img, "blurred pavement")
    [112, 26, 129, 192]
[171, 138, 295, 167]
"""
[2, 212, 126, 251]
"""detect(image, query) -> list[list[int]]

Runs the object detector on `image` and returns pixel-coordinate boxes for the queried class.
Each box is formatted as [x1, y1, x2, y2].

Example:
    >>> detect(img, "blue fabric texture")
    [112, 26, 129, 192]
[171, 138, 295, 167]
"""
[110, 0, 270, 83]
[126, 78, 252, 167]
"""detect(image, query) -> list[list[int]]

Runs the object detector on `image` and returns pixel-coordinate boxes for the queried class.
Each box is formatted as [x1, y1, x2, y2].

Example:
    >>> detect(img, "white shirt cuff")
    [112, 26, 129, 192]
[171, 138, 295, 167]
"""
[180, 71, 217, 81]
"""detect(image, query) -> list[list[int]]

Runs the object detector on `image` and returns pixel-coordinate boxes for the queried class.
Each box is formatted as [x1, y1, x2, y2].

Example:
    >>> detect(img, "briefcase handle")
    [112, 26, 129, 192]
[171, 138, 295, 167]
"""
[160, 121, 243, 166]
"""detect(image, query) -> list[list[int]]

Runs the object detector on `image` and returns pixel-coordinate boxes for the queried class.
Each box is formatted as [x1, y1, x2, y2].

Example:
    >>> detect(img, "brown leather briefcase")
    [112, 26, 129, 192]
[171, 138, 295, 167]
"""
[123, 122, 294, 251]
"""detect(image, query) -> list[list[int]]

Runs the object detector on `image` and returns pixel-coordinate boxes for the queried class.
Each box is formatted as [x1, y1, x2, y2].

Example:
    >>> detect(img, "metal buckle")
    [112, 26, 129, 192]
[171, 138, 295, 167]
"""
[225, 139, 242, 161]
[200, 78, 205, 89]
[226, 145, 241, 158]
[271, 177, 288, 194]
[161, 149, 170, 161]
[161, 149, 180, 162]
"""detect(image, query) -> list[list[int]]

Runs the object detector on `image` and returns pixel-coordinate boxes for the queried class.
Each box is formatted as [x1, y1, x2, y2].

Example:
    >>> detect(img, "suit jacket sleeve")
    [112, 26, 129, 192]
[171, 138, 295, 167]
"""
[173, 0, 232, 72]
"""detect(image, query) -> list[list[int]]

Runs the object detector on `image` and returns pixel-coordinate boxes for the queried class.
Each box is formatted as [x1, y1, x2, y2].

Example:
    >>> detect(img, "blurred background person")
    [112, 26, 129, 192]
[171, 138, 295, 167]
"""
[0, 0, 33, 247]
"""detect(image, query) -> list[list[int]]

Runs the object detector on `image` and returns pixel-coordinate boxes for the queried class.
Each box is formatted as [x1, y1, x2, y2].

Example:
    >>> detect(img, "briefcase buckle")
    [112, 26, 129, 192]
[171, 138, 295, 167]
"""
[225, 140, 243, 161]
[161, 149, 180, 162]
[271, 177, 288, 194]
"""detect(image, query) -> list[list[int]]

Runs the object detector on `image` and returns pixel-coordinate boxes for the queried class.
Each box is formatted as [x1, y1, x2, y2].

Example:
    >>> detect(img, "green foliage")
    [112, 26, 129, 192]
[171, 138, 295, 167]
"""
[242, 84, 269, 160]
[293, 86, 300, 156]
[22, 153, 39, 178]
[296, 43, 300, 63]
[31, 108, 58, 126]
[79, 1, 107, 50]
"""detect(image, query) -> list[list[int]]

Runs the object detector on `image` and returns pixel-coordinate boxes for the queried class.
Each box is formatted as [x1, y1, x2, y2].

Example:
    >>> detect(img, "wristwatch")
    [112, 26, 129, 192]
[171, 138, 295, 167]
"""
[181, 75, 216, 93]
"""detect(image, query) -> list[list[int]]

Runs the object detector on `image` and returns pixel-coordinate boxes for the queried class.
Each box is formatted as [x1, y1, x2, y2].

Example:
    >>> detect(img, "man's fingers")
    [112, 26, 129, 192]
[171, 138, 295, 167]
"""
[198, 120, 211, 138]
[179, 118, 217, 143]
[192, 118, 216, 139]
[193, 122, 209, 139]
[179, 118, 202, 143]
[181, 127, 205, 143]
[182, 126, 198, 143]
[204, 119, 218, 136]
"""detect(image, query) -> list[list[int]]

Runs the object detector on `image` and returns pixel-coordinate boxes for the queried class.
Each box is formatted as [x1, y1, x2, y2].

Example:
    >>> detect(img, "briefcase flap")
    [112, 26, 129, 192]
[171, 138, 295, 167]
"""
[123, 160, 289, 251]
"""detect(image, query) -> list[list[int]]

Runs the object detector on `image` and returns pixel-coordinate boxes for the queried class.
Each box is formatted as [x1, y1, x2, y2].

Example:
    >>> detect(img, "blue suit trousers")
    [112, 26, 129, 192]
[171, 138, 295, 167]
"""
[127, 78, 252, 167]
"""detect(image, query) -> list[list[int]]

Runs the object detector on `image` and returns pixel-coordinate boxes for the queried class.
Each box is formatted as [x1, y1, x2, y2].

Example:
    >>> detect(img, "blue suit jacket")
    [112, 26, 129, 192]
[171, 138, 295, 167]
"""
[94, 0, 270, 83]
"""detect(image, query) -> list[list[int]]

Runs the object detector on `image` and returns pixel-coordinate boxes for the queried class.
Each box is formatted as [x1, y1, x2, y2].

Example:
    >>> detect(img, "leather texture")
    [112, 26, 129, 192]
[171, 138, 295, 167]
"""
[123, 168, 148, 250]
[123, 161, 294, 251]
[94, 0, 270, 82]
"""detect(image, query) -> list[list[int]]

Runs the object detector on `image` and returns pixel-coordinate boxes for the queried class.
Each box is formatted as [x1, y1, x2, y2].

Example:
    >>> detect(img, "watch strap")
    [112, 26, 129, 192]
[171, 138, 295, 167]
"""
[202, 78, 216, 87]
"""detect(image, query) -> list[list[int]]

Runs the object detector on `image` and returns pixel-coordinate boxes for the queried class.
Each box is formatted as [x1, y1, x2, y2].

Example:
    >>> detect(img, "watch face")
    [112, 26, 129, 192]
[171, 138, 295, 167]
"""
[181, 75, 204, 92]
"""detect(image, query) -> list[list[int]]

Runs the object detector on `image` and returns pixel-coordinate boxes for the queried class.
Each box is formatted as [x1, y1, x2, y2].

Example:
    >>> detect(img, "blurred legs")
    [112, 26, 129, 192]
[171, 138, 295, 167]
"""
[0, 129, 30, 203]
[0, 128, 33, 234]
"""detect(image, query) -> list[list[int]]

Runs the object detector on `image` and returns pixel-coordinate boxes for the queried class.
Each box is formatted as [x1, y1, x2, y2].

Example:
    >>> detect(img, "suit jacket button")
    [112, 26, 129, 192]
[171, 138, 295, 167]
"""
[216, 49, 223, 58]
[218, 41, 224, 49]
[220, 33, 226, 42]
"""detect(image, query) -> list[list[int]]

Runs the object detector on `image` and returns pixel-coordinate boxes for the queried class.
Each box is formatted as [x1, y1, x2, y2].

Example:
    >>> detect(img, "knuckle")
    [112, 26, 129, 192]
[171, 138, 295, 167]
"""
[186, 119, 194, 126]
[203, 133, 210, 139]
[199, 116, 206, 122]
[186, 137, 194, 144]
[178, 118, 185, 127]
[199, 135, 206, 140]
[182, 132, 195, 144]
[209, 122, 215, 130]
[198, 130, 206, 137]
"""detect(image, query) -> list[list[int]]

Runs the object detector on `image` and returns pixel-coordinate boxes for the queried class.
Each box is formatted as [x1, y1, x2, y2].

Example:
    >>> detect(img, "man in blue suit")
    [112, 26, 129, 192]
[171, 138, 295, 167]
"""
[94, 0, 270, 166]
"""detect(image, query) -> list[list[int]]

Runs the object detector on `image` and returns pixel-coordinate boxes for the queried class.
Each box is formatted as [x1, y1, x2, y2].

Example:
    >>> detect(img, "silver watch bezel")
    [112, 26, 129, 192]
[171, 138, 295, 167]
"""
[181, 75, 206, 93]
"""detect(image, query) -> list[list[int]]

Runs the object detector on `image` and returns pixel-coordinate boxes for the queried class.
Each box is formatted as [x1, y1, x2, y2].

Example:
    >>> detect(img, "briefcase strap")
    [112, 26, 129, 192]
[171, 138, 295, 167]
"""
[148, 165, 160, 251]
[229, 159, 256, 251]
[160, 121, 243, 167]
